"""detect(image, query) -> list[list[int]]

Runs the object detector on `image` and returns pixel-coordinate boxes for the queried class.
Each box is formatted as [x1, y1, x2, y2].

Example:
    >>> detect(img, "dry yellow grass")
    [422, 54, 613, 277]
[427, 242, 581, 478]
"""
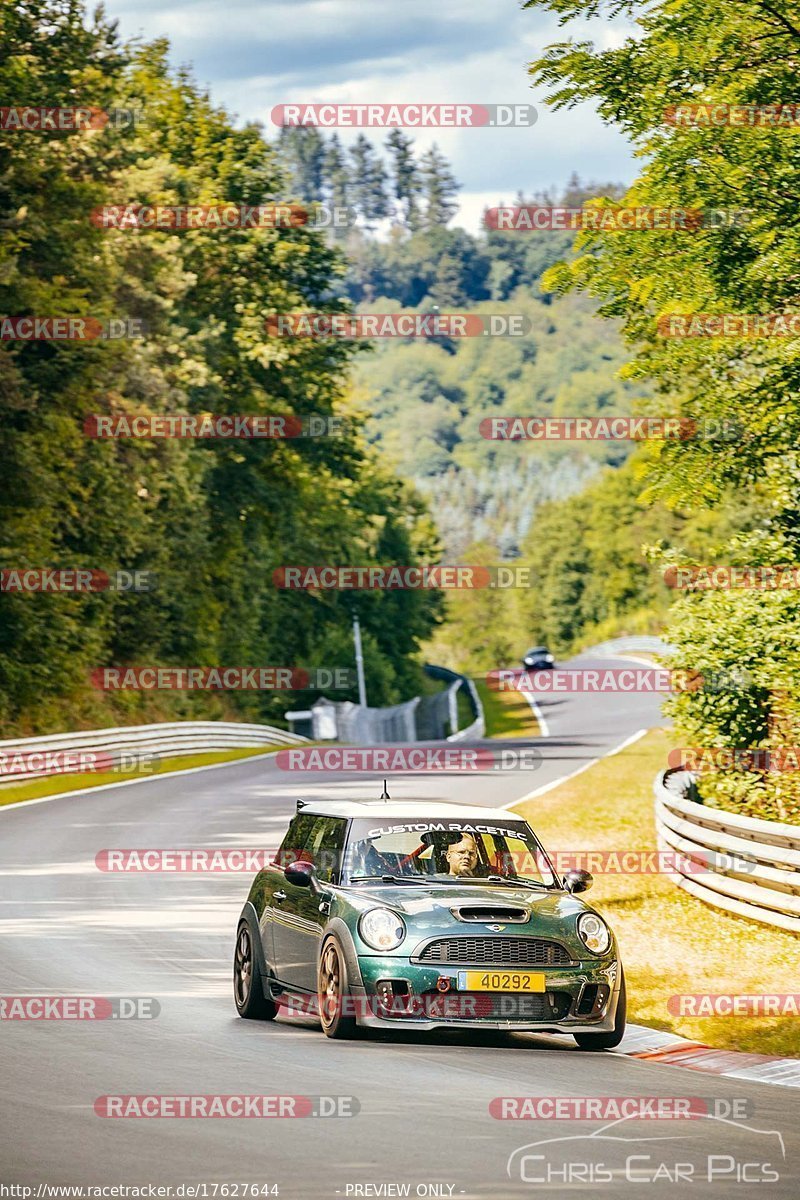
[474, 678, 540, 738]
[0, 746, 278, 808]
[512, 729, 800, 1058]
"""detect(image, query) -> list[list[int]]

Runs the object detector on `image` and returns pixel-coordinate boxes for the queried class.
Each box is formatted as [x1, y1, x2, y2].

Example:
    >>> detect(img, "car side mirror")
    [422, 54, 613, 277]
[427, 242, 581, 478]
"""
[284, 860, 315, 888]
[563, 869, 593, 894]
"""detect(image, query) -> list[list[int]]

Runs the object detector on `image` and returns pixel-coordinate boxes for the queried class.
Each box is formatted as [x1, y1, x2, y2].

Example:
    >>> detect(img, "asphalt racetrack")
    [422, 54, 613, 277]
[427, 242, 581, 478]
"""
[2, 657, 797, 1197]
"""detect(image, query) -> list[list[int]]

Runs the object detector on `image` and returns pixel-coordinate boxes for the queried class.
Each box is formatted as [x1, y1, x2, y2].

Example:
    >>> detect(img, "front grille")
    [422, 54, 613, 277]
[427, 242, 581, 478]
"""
[414, 936, 573, 966]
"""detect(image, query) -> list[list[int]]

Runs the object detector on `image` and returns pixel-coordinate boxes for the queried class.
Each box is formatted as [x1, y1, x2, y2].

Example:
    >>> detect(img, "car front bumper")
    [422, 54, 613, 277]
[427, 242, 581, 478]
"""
[352, 955, 621, 1033]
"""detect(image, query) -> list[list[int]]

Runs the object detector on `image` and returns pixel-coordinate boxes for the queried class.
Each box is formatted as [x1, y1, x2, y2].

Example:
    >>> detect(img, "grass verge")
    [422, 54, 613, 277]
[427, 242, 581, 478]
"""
[475, 678, 540, 738]
[512, 728, 800, 1058]
[0, 746, 280, 809]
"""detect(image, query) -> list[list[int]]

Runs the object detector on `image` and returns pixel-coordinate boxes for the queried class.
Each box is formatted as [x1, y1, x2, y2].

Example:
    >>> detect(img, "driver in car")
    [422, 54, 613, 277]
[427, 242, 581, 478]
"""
[445, 832, 481, 876]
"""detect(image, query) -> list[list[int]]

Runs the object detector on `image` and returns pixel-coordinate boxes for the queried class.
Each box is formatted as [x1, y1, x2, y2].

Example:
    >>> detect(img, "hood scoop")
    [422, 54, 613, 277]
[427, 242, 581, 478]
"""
[450, 905, 529, 924]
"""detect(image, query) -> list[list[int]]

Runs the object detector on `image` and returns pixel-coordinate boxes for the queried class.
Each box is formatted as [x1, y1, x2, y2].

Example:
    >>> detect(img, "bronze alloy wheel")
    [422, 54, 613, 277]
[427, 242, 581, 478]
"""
[317, 938, 359, 1039]
[233, 920, 276, 1020]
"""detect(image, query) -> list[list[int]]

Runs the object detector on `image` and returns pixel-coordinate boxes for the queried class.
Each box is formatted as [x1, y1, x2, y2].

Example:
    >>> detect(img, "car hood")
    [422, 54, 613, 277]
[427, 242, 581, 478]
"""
[341, 883, 590, 942]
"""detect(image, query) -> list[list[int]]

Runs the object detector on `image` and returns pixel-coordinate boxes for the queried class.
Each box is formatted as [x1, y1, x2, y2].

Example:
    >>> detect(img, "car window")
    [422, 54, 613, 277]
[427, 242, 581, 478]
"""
[275, 813, 316, 866]
[303, 817, 348, 883]
[344, 819, 557, 886]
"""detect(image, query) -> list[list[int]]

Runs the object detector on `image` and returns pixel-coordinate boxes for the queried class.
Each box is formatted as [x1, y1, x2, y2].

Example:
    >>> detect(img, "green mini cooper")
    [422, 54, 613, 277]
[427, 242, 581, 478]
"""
[233, 799, 625, 1048]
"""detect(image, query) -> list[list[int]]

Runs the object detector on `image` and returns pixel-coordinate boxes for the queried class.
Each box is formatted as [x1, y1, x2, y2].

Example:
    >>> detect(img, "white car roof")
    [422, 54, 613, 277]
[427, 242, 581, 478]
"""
[298, 799, 530, 822]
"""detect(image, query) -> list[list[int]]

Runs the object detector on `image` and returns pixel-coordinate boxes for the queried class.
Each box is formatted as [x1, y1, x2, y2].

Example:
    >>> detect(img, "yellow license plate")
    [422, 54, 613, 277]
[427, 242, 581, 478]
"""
[457, 970, 545, 992]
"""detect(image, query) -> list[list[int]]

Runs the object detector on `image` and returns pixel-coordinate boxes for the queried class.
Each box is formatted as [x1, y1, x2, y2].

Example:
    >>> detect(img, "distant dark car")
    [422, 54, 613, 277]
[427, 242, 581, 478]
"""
[523, 646, 555, 670]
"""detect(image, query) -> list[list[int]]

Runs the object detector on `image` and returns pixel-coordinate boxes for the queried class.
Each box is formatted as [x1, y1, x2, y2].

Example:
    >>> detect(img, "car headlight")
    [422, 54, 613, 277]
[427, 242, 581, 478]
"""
[577, 912, 611, 955]
[359, 908, 406, 951]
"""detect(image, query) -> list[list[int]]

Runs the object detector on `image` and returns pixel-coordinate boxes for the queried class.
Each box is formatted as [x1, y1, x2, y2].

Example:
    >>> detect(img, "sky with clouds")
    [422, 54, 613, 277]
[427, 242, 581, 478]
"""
[102, 0, 636, 232]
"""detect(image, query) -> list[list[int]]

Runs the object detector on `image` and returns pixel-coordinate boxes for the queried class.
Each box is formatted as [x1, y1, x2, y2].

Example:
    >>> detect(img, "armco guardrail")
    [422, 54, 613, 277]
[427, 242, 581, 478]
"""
[286, 666, 485, 744]
[423, 665, 485, 742]
[654, 768, 800, 933]
[0, 721, 307, 784]
[592, 635, 674, 658]
[446, 678, 485, 742]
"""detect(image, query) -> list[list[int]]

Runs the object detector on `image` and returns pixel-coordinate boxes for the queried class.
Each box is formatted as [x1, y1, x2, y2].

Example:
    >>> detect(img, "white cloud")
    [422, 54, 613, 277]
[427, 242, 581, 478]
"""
[103, 0, 636, 196]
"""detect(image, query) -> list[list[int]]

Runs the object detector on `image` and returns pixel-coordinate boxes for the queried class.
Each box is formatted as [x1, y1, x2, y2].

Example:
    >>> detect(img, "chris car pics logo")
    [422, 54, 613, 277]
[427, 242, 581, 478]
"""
[506, 1113, 785, 1186]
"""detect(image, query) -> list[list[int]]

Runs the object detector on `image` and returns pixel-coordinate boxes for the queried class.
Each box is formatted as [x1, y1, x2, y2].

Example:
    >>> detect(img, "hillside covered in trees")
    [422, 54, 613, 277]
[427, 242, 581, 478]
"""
[278, 128, 635, 555]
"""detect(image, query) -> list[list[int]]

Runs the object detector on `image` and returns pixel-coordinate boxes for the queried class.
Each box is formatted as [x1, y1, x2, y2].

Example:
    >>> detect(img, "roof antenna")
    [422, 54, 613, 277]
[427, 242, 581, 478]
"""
[380, 779, 390, 801]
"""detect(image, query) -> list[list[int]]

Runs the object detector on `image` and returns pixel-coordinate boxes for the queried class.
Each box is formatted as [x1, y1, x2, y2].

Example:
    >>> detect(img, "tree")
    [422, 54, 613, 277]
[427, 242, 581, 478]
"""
[419, 144, 460, 229]
[349, 134, 389, 229]
[323, 133, 351, 235]
[277, 124, 326, 200]
[385, 129, 421, 230]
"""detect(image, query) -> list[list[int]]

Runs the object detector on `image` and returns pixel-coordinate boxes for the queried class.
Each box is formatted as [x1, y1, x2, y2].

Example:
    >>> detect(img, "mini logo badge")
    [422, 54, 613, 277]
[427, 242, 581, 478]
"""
[487, 924, 506, 932]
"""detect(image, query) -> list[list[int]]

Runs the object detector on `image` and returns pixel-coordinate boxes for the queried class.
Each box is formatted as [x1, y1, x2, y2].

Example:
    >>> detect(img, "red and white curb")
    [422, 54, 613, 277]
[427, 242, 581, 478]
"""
[616, 1023, 800, 1088]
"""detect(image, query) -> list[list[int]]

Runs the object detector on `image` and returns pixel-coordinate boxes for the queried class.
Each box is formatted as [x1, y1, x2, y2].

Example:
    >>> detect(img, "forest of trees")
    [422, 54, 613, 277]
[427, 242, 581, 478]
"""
[0, 1, 442, 735]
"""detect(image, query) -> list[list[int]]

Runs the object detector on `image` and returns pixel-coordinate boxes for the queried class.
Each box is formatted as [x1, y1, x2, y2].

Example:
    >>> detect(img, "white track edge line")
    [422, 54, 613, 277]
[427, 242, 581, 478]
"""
[523, 691, 550, 738]
[501, 727, 649, 810]
[0, 749, 285, 814]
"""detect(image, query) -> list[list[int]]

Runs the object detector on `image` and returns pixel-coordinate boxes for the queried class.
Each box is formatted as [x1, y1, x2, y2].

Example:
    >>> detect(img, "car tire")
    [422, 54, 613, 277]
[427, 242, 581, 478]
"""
[573, 971, 626, 1051]
[234, 919, 277, 1020]
[318, 936, 360, 1039]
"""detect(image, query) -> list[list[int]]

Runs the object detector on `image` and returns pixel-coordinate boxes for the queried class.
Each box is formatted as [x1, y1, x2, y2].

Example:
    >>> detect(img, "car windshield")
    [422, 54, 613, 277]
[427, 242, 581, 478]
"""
[526, 647, 548, 656]
[343, 817, 557, 887]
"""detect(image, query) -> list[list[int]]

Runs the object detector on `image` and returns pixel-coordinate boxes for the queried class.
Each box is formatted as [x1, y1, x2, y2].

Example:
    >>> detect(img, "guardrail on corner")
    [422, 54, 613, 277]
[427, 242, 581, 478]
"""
[423, 665, 485, 742]
[592, 635, 674, 658]
[0, 720, 308, 785]
[447, 678, 485, 742]
[654, 768, 800, 934]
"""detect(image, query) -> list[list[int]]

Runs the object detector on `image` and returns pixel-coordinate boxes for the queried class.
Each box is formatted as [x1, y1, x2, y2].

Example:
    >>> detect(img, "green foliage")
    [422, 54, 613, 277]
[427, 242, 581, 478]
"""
[356, 289, 638, 556]
[523, 0, 800, 816]
[0, 0, 441, 734]
[513, 462, 742, 655]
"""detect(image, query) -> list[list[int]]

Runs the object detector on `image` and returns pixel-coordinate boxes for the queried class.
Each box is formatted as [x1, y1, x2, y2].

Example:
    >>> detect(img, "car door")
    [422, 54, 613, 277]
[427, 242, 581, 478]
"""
[262, 813, 316, 976]
[271, 816, 347, 992]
